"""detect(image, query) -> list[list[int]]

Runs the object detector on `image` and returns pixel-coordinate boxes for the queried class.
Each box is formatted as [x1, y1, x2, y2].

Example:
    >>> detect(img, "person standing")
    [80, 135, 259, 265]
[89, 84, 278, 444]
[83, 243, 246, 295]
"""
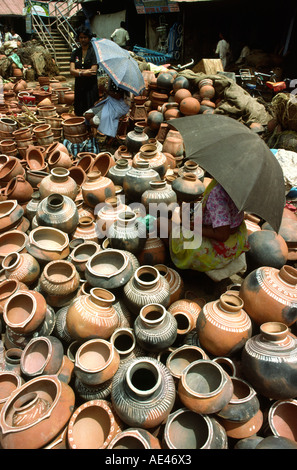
[215, 32, 231, 69]
[70, 25, 99, 117]
[110, 21, 130, 49]
[8, 28, 22, 44]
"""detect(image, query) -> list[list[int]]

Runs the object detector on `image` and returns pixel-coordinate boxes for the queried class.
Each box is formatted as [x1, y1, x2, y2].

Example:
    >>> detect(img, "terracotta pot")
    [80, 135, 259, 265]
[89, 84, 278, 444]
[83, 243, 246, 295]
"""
[12, 127, 32, 141]
[48, 150, 72, 169]
[137, 236, 167, 266]
[133, 143, 168, 179]
[172, 173, 205, 202]
[267, 399, 297, 441]
[109, 327, 145, 364]
[67, 287, 119, 341]
[122, 265, 170, 316]
[162, 129, 184, 158]
[75, 153, 95, 173]
[0, 375, 75, 449]
[33, 124, 52, 138]
[239, 265, 297, 326]
[20, 335, 64, 378]
[68, 166, 86, 187]
[63, 91, 74, 106]
[146, 110, 164, 131]
[39, 259, 80, 307]
[218, 409, 264, 440]
[26, 170, 49, 191]
[71, 216, 98, 243]
[123, 160, 161, 203]
[85, 249, 133, 290]
[0, 371, 24, 413]
[154, 264, 184, 305]
[174, 88, 192, 104]
[173, 76, 190, 92]
[35, 133, 54, 147]
[3, 289, 47, 335]
[37, 105, 56, 118]
[62, 117, 86, 135]
[45, 142, 69, 159]
[89, 152, 115, 177]
[38, 167, 78, 201]
[0, 279, 28, 314]
[196, 293, 252, 357]
[4, 176, 33, 203]
[246, 230, 288, 271]
[113, 145, 133, 164]
[68, 241, 101, 275]
[74, 338, 120, 386]
[125, 125, 149, 155]
[36, 192, 78, 234]
[2, 252, 40, 286]
[164, 408, 228, 449]
[107, 211, 146, 255]
[167, 298, 201, 338]
[166, 344, 209, 381]
[178, 359, 234, 414]
[0, 118, 17, 133]
[67, 399, 122, 449]
[81, 171, 115, 208]
[96, 196, 129, 233]
[178, 160, 205, 181]
[108, 427, 161, 449]
[26, 226, 70, 263]
[0, 230, 28, 262]
[0, 200, 24, 233]
[241, 321, 297, 399]
[111, 356, 176, 429]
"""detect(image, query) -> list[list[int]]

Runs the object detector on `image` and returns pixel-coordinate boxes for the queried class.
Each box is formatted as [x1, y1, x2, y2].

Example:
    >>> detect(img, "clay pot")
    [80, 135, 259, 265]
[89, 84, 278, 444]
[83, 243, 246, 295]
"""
[267, 399, 297, 441]
[81, 171, 115, 208]
[33, 124, 52, 138]
[48, 150, 72, 169]
[63, 117, 86, 136]
[172, 173, 205, 202]
[196, 293, 252, 357]
[111, 356, 176, 429]
[71, 216, 98, 243]
[0, 230, 28, 262]
[107, 211, 147, 255]
[113, 146, 133, 164]
[68, 241, 101, 275]
[154, 264, 184, 305]
[122, 265, 170, 316]
[178, 160, 205, 181]
[109, 327, 145, 364]
[38, 167, 78, 201]
[75, 153, 95, 173]
[125, 125, 149, 155]
[0, 279, 28, 314]
[217, 409, 264, 440]
[137, 236, 167, 266]
[26, 226, 70, 263]
[246, 229, 288, 271]
[178, 359, 234, 414]
[96, 196, 130, 233]
[3, 289, 47, 335]
[68, 166, 86, 187]
[12, 127, 32, 141]
[85, 249, 133, 290]
[39, 260, 80, 307]
[166, 345, 209, 381]
[2, 252, 40, 286]
[108, 427, 161, 449]
[35, 133, 54, 147]
[36, 193, 79, 234]
[0, 118, 17, 133]
[133, 143, 168, 179]
[20, 335, 64, 378]
[0, 371, 24, 413]
[45, 142, 69, 159]
[174, 88, 192, 104]
[239, 265, 297, 326]
[67, 399, 122, 449]
[141, 179, 177, 212]
[123, 160, 161, 203]
[168, 299, 201, 339]
[74, 338, 120, 386]
[162, 129, 184, 158]
[89, 152, 115, 177]
[0, 375, 75, 449]
[63, 91, 74, 105]
[0, 200, 24, 233]
[0, 158, 25, 187]
[66, 287, 119, 341]
[164, 408, 228, 449]
[146, 110, 164, 131]
[241, 321, 297, 399]
[26, 170, 49, 190]
[4, 176, 33, 204]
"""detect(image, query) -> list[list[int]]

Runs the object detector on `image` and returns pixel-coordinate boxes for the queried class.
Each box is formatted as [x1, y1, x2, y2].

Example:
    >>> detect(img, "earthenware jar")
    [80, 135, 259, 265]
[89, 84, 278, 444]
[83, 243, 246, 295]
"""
[0, 371, 24, 413]
[125, 124, 149, 155]
[26, 226, 70, 263]
[162, 129, 184, 158]
[68, 241, 101, 276]
[122, 265, 170, 315]
[25, 145, 45, 171]
[25, 192, 42, 222]
[3, 289, 47, 335]
[107, 211, 147, 255]
[67, 399, 122, 449]
[0, 279, 28, 314]
[0, 200, 24, 233]
[134, 303, 177, 352]
[74, 338, 120, 386]
[178, 359, 234, 414]
[48, 149, 72, 169]
[96, 196, 130, 233]
[85, 249, 133, 290]
[123, 160, 161, 203]
[71, 216, 99, 243]
[196, 293, 252, 357]
[166, 344, 209, 381]
[38, 167, 78, 201]
[266, 399, 297, 441]
[141, 180, 177, 212]
[108, 427, 161, 449]
[4, 176, 33, 204]
[239, 265, 297, 326]
[2, 252, 40, 287]
[133, 143, 168, 179]
[241, 321, 297, 399]
[155, 264, 184, 305]
[137, 236, 167, 266]
[35, 193, 79, 234]
[39, 260, 80, 307]
[217, 408, 264, 440]
[109, 327, 146, 365]
[172, 173, 205, 202]
[20, 335, 64, 378]
[107, 159, 131, 186]
[178, 160, 205, 182]
[89, 152, 115, 177]
[164, 408, 228, 449]
[81, 171, 115, 208]
[111, 356, 176, 428]
[66, 287, 119, 340]
[0, 375, 75, 449]
[245, 229, 288, 271]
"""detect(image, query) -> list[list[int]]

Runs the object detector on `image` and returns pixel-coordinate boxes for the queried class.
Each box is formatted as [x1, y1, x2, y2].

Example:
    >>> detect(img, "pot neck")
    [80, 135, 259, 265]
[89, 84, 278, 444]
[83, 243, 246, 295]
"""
[2, 252, 21, 271]
[46, 193, 64, 211]
[134, 266, 160, 290]
[50, 167, 70, 182]
[149, 180, 167, 190]
[260, 321, 289, 342]
[125, 359, 162, 399]
[140, 303, 167, 327]
[278, 265, 297, 286]
[218, 293, 244, 314]
[89, 287, 115, 308]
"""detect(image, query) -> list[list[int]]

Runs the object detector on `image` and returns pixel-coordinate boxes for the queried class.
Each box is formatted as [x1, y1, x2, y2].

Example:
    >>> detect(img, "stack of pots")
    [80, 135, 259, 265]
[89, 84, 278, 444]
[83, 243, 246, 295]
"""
[62, 117, 87, 144]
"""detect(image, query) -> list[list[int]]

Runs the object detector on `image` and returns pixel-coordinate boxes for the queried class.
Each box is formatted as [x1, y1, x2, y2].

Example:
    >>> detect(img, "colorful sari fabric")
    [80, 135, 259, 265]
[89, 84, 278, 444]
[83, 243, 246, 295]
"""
[169, 180, 249, 272]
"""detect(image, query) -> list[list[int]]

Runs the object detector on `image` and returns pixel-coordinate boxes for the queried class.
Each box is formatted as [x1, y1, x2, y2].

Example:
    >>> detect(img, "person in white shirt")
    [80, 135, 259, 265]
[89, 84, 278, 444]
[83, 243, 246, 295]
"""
[110, 21, 130, 49]
[215, 32, 230, 69]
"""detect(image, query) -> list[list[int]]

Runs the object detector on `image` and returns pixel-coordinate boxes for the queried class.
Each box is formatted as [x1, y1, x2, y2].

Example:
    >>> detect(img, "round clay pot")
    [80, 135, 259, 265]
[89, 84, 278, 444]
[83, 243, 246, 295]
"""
[33, 124, 52, 138]
[89, 152, 115, 177]
[3, 289, 47, 335]
[39, 259, 80, 307]
[107, 211, 147, 255]
[108, 428, 161, 449]
[85, 249, 133, 290]
[2, 252, 40, 286]
[0, 279, 29, 314]
[0, 371, 24, 413]
[38, 167, 78, 201]
[68, 241, 101, 275]
[36, 192, 79, 234]
[166, 344, 209, 380]
[20, 335, 64, 378]
[48, 150, 72, 169]
[67, 399, 122, 449]
[81, 171, 115, 208]
[0, 200, 24, 233]
[246, 229, 288, 271]
[0, 230, 28, 262]
[4, 176, 33, 203]
[267, 399, 297, 441]
[26, 226, 70, 263]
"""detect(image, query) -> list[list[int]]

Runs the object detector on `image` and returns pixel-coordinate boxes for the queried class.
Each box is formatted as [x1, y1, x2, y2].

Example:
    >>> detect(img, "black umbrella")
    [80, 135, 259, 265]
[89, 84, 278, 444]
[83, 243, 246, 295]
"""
[170, 114, 285, 232]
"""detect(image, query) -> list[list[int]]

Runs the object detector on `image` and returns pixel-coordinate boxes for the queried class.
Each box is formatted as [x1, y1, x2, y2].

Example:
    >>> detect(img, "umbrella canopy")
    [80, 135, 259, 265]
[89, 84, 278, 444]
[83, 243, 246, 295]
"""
[91, 38, 145, 96]
[170, 114, 286, 232]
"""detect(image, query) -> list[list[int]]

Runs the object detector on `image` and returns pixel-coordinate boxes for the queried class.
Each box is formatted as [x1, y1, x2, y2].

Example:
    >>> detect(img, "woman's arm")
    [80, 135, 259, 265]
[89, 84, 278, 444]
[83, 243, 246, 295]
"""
[202, 224, 231, 242]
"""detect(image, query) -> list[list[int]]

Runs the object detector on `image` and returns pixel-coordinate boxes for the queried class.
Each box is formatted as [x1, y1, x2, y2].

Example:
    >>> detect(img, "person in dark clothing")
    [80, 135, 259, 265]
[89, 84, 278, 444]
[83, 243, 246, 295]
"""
[70, 26, 99, 117]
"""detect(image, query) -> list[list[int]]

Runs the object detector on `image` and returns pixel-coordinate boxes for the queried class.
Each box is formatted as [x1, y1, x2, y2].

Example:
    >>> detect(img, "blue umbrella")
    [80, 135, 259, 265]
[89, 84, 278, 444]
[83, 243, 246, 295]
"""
[91, 38, 145, 95]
